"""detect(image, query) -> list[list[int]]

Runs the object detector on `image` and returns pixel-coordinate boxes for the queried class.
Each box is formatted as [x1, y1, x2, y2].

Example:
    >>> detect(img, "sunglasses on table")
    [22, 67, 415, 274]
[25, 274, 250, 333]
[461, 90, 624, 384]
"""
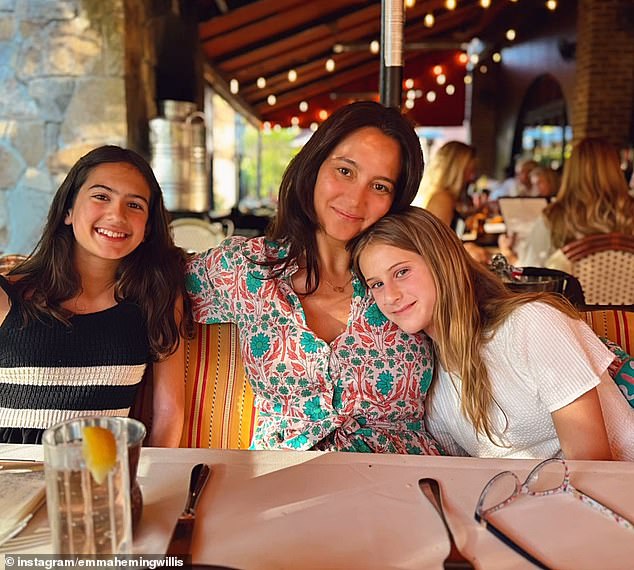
[474, 457, 634, 569]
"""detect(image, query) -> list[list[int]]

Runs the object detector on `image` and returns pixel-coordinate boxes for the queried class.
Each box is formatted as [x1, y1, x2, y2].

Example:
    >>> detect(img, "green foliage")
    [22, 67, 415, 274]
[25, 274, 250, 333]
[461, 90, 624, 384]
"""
[241, 128, 302, 200]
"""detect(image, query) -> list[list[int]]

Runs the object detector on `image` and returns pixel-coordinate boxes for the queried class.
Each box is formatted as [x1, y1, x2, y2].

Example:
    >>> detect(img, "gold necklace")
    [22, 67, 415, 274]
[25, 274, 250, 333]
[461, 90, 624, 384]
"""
[322, 275, 353, 293]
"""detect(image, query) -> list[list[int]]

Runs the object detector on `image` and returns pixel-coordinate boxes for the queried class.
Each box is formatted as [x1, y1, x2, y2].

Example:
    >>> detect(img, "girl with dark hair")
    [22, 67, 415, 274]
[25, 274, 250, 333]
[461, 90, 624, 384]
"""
[187, 101, 441, 454]
[0, 145, 190, 446]
[351, 206, 633, 460]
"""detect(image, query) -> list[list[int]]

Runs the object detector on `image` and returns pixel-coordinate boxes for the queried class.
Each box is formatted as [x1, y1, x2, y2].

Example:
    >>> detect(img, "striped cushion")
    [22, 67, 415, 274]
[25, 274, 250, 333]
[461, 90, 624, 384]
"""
[180, 322, 256, 449]
[580, 308, 633, 354]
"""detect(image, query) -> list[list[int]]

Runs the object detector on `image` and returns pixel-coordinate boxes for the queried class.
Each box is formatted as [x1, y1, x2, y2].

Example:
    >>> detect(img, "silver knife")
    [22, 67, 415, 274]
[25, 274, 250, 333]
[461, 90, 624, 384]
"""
[165, 463, 212, 560]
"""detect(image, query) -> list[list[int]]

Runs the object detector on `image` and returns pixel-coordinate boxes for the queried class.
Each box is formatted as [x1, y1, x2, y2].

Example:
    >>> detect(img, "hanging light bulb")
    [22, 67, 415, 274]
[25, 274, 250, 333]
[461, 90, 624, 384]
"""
[370, 40, 380, 54]
[404, 0, 416, 7]
[492, 52, 502, 63]
[506, 29, 517, 41]
[267, 94, 277, 106]
[546, 0, 557, 10]
[291, 116, 299, 127]
[480, 0, 491, 7]
[446, 84, 456, 95]
[404, 99, 415, 109]
[424, 13, 435, 28]
[404, 78, 414, 89]
[299, 101, 308, 112]
[426, 91, 437, 102]
[256, 77, 266, 89]
[229, 78, 239, 94]
[288, 69, 297, 82]
[436, 74, 446, 85]
[318, 109, 328, 121]
[325, 58, 335, 72]
[464, 75, 473, 85]
[445, 0, 456, 10]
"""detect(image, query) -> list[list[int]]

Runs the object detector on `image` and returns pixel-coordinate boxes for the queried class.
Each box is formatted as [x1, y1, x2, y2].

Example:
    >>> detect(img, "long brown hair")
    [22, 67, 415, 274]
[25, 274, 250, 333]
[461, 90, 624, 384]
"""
[266, 100, 423, 293]
[546, 137, 634, 248]
[9, 145, 192, 360]
[350, 206, 579, 443]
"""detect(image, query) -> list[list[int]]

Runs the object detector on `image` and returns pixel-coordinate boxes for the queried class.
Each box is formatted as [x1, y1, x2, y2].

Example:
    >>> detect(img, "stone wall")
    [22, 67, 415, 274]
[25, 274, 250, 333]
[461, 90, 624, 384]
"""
[0, 0, 159, 254]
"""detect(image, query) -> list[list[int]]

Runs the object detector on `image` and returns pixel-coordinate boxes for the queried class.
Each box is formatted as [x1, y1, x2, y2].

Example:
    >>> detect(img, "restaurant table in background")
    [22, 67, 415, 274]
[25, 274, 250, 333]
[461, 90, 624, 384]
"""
[1, 445, 633, 570]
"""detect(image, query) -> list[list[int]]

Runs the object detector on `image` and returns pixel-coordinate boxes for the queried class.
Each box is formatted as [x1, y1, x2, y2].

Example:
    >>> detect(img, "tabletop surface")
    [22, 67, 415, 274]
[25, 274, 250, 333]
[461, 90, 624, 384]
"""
[1, 445, 633, 570]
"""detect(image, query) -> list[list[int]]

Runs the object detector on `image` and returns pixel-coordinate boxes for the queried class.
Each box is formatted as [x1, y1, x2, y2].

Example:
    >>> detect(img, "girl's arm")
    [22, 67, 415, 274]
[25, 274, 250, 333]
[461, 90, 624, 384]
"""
[148, 296, 186, 447]
[551, 388, 612, 460]
[0, 289, 10, 326]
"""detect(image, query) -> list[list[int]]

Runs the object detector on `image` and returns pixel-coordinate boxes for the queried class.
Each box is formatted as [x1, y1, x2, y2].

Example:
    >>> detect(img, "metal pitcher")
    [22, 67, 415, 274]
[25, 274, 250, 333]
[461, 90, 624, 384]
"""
[149, 100, 210, 213]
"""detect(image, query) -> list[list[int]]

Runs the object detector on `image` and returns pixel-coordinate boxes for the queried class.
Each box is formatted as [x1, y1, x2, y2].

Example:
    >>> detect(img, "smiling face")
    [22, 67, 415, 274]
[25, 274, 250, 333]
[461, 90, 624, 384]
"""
[359, 242, 437, 338]
[313, 126, 401, 243]
[64, 162, 151, 266]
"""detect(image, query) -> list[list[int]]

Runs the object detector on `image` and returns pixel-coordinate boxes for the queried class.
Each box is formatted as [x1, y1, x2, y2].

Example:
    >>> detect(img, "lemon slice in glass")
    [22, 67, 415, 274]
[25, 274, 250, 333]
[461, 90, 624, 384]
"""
[82, 426, 117, 484]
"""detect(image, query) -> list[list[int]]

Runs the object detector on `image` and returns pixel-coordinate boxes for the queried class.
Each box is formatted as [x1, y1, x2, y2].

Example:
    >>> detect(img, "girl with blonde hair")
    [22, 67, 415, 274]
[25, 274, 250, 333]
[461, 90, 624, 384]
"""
[351, 206, 633, 460]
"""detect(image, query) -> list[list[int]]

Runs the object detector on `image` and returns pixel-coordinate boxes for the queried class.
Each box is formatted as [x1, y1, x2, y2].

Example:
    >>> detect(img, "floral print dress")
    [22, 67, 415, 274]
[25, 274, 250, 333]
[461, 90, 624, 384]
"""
[186, 236, 441, 455]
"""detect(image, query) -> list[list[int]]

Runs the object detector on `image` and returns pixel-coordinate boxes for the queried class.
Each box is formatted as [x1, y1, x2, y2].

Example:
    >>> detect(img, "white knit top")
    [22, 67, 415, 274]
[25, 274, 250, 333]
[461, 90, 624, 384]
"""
[425, 302, 632, 459]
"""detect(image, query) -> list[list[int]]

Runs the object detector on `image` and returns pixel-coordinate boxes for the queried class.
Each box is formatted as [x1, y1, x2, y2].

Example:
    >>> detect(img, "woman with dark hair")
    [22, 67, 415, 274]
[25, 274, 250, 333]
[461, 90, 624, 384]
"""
[0, 145, 190, 446]
[186, 101, 440, 454]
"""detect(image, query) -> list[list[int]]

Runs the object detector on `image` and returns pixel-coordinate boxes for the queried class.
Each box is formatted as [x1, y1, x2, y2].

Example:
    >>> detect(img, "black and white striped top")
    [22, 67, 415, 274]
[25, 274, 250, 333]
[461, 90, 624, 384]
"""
[0, 276, 150, 442]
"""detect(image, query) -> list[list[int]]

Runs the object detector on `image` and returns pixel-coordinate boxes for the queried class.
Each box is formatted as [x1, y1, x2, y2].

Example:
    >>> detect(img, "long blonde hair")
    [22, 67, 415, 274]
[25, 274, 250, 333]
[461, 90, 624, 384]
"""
[418, 141, 476, 206]
[546, 137, 634, 248]
[350, 207, 579, 443]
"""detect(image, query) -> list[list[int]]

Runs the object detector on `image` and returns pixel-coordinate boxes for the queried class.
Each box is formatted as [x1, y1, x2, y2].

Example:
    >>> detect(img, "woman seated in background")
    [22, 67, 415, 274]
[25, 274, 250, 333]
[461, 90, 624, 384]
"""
[351, 206, 634, 460]
[0, 146, 190, 446]
[527, 165, 560, 198]
[415, 140, 489, 263]
[501, 137, 634, 267]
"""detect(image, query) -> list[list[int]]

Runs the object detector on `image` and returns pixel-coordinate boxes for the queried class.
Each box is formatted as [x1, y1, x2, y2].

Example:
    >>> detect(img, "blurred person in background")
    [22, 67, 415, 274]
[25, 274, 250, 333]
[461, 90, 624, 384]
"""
[489, 157, 538, 200]
[500, 137, 634, 268]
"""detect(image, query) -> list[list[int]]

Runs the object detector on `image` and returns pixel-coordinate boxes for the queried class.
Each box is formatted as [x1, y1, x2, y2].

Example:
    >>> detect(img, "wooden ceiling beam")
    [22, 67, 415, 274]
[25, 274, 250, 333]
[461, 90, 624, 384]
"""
[199, 0, 303, 39]
[218, 5, 381, 77]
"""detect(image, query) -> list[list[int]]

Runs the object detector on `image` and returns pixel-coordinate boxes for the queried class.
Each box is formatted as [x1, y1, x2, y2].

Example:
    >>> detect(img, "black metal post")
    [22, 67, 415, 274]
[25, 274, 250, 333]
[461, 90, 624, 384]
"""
[379, 0, 404, 109]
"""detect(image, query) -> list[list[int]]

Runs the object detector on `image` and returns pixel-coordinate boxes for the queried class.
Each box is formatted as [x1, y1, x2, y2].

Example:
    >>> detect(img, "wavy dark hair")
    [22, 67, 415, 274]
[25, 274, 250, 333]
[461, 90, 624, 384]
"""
[9, 145, 192, 360]
[266, 100, 424, 292]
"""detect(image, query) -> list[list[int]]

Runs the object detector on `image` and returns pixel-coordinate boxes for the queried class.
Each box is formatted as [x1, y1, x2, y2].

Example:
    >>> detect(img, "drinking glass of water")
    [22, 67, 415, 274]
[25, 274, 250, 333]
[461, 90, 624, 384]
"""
[42, 416, 135, 555]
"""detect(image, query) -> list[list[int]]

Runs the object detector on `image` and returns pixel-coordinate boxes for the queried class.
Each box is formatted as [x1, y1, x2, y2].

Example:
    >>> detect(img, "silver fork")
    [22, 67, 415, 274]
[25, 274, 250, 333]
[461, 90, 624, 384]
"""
[419, 477, 475, 569]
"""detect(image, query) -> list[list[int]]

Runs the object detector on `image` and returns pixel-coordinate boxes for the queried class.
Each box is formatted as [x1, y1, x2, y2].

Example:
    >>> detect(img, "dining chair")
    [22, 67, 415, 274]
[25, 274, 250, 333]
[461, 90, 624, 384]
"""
[180, 322, 256, 449]
[130, 322, 256, 449]
[579, 305, 634, 355]
[170, 217, 234, 253]
[561, 233, 634, 305]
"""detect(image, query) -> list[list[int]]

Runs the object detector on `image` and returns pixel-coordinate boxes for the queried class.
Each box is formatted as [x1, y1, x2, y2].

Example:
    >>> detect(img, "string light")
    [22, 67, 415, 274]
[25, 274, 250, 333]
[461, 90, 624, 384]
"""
[404, 78, 414, 89]
[426, 91, 437, 102]
[291, 116, 299, 127]
[405, 0, 416, 7]
[370, 40, 380, 54]
[479, 64, 488, 74]
[464, 75, 473, 85]
[458, 52, 469, 65]
[445, 0, 456, 10]
[406, 89, 416, 100]
[433, 65, 443, 76]
[480, 0, 491, 7]
[546, 0, 557, 9]
[424, 13, 435, 27]
[318, 109, 328, 121]
[446, 84, 456, 95]
[229, 78, 239, 94]
[310, 122, 319, 131]
[404, 99, 415, 109]
[267, 94, 276, 106]
[492, 52, 502, 63]
[288, 69, 297, 82]
[256, 77, 266, 89]
[436, 74, 446, 85]
[325, 58, 335, 72]
[299, 101, 308, 112]
[506, 29, 516, 41]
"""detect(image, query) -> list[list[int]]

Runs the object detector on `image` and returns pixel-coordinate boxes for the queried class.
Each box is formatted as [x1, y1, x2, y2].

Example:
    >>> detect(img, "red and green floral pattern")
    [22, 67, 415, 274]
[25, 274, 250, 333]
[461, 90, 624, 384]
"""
[186, 237, 441, 455]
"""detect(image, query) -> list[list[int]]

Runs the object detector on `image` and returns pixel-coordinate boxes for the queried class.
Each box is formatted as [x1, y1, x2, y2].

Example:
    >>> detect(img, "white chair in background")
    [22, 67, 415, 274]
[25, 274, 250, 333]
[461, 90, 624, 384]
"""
[170, 217, 234, 253]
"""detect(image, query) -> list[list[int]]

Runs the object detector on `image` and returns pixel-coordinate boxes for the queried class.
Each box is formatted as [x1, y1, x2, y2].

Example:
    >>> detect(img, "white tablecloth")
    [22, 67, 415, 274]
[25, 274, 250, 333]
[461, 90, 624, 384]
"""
[1, 445, 633, 570]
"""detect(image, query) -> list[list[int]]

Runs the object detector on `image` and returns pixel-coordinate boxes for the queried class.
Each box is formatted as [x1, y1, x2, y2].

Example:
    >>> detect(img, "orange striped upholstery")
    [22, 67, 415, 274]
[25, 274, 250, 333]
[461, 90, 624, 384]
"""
[180, 322, 257, 449]
[580, 308, 634, 354]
